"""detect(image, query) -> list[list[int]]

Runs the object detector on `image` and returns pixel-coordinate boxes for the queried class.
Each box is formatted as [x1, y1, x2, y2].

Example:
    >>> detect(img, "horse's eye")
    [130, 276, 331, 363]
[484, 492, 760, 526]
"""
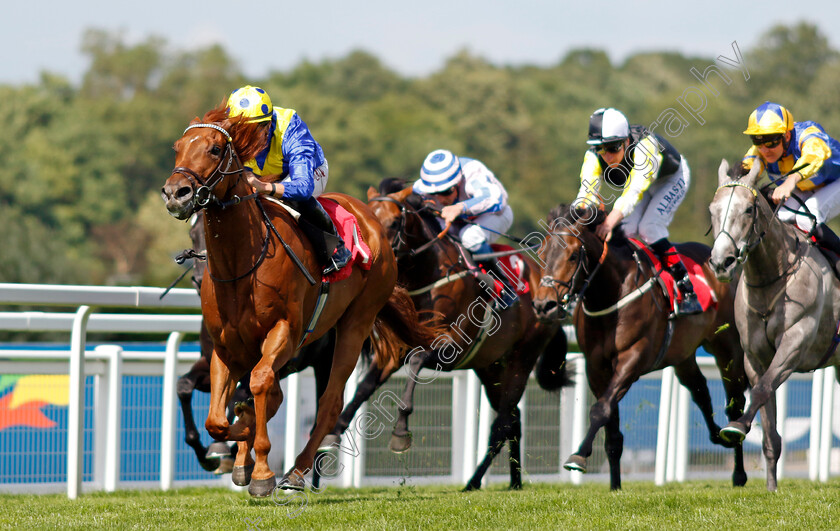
[570, 252, 579, 261]
[210, 145, 222, 156]
[744, 206, 754, 215]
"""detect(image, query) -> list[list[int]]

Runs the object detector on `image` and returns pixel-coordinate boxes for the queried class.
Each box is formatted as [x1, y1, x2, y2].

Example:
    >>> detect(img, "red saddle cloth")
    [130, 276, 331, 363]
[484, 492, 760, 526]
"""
[487, 244, 531, 297]
[319, 198, 372, 283]
[629, 238, 716, 313]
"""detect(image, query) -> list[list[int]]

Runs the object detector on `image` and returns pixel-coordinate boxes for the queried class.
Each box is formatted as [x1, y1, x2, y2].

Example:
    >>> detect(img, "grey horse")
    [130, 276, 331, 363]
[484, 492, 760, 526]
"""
[708, 159, 840, 491]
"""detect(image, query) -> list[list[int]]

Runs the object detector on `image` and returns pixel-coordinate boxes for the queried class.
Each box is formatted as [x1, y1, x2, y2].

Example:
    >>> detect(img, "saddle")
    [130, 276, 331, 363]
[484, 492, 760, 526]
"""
[629, 239, 717, 314]
[273, 197, 372, 283]
[485, 244, 531, 298]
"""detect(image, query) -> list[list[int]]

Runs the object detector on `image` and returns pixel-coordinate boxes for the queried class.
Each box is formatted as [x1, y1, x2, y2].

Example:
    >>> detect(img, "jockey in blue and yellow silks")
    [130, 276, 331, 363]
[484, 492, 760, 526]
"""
[742, 101, 840, 256]
[230, 85, 351, 275]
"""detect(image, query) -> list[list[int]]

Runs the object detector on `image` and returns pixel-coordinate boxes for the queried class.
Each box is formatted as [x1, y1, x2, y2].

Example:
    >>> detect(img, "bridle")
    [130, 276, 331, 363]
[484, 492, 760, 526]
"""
[539, 230, 608, 316]
[369, 195, 448, 258]
[171, 123, 248, 210]
[714, 180, 803, 288]
[713, 181, 766, 265]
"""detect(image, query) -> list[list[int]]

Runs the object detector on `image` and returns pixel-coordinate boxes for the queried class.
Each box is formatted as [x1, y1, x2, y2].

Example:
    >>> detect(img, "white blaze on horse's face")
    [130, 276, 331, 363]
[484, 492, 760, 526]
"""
[709, 185, 755, 282]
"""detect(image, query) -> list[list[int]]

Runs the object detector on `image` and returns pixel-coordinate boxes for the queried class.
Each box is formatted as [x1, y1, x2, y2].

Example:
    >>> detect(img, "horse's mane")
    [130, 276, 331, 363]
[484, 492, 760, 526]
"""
[198, 101, 268, 162]
[378, 177, 409, 195]
[546, 203, 630, 248]
[726, 161, 774, 204]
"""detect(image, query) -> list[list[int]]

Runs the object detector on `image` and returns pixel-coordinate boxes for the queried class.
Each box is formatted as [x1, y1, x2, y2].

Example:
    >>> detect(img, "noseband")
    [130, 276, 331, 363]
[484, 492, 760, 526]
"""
[171, 123, 246, 210]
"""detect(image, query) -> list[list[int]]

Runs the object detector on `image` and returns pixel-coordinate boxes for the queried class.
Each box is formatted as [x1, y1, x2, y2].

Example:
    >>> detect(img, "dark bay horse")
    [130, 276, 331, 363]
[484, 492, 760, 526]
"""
[322, 181, 570, 491]
[532, 204, 748, 490]
[161, 107, 442, 497]
[709, 160, 840, 491]
[176, 211, 335, 477]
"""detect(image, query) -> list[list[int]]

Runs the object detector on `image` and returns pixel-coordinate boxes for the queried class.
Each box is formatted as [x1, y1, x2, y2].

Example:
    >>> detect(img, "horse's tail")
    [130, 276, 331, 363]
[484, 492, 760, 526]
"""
[370, 285, 445, 370]
[534, 326, 574, 392]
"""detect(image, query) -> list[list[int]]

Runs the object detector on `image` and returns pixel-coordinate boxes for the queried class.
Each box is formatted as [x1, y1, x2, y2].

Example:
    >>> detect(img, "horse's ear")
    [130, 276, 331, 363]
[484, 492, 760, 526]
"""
[744, 160, 762, 186]
[367, 186, 379, 201]
[394, 187, 413, 201]
[718, 159, 730, 186]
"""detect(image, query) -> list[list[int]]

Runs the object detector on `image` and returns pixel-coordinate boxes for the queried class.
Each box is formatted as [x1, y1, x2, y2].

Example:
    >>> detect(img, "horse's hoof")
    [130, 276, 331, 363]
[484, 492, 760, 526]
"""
[214, 457, 234, 475]
[563, 454, 587, 473]
[462, 482, 480, 492]
[509, 483, 522, 491]
[232, 464, 254, 486]
[206, 441, 232, 459]
[389, 432, 412, 453]
[720, 422, 747, 444]
[248, 476, 276, 498]
[319, 434, 340, 452]
[199, 456, 221, 472]
[279, 471, 306, 491]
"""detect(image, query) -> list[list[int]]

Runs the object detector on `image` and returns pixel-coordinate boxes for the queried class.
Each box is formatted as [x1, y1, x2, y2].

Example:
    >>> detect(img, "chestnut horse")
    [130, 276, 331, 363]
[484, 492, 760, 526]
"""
[176, 211, 336, 478]
[322, 180, 570, 491]
[161, 107, 441, 497]
[532, 204, 748, 490]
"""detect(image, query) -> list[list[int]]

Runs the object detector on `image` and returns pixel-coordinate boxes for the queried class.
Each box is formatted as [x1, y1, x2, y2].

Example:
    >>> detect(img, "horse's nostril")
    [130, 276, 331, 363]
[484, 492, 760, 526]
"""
[176, 186, 193, 200]
[723, 256, 736, 269]
[537, 300, 557, 315]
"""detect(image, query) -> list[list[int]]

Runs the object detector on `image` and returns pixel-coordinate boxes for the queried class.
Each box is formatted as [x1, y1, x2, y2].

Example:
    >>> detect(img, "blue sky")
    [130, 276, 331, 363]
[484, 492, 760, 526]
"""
[2, 0, 837, 85]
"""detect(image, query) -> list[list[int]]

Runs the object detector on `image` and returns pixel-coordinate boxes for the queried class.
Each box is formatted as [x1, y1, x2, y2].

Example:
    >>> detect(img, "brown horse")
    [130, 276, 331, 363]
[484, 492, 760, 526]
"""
[160, 106, 442, 497]
[321, 180, 570, 491]
[532, 204, 748, 490]
[176, 211, 336, 479]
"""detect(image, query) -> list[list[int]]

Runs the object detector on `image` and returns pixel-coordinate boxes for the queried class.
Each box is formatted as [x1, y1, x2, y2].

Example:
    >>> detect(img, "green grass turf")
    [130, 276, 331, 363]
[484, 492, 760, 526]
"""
[0, 479, 838, 530]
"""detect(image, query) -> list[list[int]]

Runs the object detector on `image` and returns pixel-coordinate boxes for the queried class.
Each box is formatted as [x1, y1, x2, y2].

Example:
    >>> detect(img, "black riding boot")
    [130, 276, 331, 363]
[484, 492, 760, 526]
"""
[814, 223, 840, 254]
[667, 260, 703, 316]
[812, 223, 840, 274]
[651, 238, 702, 317]
[295, 197, 352, 275]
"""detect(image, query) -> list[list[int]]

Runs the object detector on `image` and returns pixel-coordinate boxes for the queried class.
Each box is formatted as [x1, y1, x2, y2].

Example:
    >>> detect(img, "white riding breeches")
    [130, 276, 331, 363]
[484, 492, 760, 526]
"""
[457, 205, 514, 252]
[777, 178, 840, 232]
[621, 156, 690, 244]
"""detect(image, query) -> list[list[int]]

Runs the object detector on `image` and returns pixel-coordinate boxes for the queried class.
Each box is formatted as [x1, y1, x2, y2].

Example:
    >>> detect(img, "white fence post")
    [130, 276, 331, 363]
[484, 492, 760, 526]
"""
[819, 366, 836, 482]
[655, 367, 675, 486]
[284, 372, 300, 476]
[339, 366, 361, 488]
[569, 356, 588, 485]
[810, 370, 825, 481]
[777, 381, 788, 480]
[67, 305, 92, 500]
[160, 332, 183, 491]
[675, 383, 690, 482]
[99, 345, 123, 492]
[476, 390, 492, 488]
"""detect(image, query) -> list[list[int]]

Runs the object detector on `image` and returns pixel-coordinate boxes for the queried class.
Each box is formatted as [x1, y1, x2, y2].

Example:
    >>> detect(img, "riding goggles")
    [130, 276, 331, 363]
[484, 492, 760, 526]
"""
[750, 135, 783, 149]
[595, 141, 625, 155]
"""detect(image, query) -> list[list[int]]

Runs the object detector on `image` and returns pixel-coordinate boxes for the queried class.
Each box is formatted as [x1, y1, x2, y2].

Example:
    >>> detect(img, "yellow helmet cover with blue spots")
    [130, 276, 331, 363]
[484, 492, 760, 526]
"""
[227, 85, 273, 123]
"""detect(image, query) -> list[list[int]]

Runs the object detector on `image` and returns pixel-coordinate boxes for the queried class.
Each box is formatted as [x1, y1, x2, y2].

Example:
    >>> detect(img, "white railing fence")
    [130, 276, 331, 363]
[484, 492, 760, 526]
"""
[0, 283, 837, 497]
